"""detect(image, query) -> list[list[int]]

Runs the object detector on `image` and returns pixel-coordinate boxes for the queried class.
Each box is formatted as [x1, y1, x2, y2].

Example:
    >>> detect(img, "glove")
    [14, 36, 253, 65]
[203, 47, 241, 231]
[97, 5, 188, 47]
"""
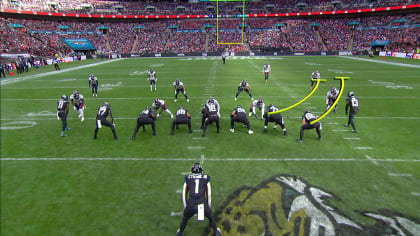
[174, 90, 177, 95]
[73, 106, 76, 110]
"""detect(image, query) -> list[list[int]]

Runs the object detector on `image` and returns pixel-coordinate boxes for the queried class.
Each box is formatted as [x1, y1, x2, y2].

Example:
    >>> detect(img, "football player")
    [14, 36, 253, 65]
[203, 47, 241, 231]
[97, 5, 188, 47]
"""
[200, 98, 220, 129]
[176, 163, 221, 236]
[171, 106, 192, 135]
[263, 104, 288, 135]
[297, 109, 321, 143]
[235, 80, 253, 101]
[230, 105, 253, 134]
[173, 79, 189, 102]
[56, 94, 70, 137]
[345, 91, 359, 133]
[89, 74, 99, 97]
[262, 63, 271, 84]
[148, 68, 157, 91]
[69, 90, 85, 121]
[94, 102, 118, 140]
[221, 52, 226, 64]
[132, 106, 157, 138]
[249, 98, 265, 120]
[152, 98, 173, 118]
[326, 87, 339, 112]
[201, 99, 220, 137]
[310, 70, 320, 90]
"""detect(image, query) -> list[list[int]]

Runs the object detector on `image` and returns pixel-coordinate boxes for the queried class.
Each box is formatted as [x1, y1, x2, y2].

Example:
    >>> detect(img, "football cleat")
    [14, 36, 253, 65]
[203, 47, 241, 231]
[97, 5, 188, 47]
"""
[248, 112, 252, 117]
[297, 139, 303, 143]
[131, 136, 135, 140]
[157, 113, 160, 118]
[250, 97, 253, 100]
[171, 114, 174, 119]
[174, 99, 177, 102]
[187, 99, 189, 102]
[352, 130, 358, 133]
[284, 131, 288, 136]
[344, 124, 350, 127]
[170, 131, 174, 135]
[65, 127, 71, 130]
[81, 117, 84, 122]
[189, 130, 193, 133]
[176, 229, 183, 236]
[114, 136, 119, 140]
[229, 129, 234, 133]
[234, 97, 237, 101]
[201, 133, 205, 137]
[153, 132, 158, 136]
[93, 136, 97, 140]
[216, 228, 222, 236]
[318, 136, 322, 141]
[60, 131, 66, 137]
[263, 128, 267, 133]
[248, 130, 254, 135]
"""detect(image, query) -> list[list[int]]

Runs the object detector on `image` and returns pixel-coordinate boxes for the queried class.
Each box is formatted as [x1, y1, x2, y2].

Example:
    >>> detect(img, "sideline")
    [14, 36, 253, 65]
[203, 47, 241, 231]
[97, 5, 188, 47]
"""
[339, 56, 420, 68]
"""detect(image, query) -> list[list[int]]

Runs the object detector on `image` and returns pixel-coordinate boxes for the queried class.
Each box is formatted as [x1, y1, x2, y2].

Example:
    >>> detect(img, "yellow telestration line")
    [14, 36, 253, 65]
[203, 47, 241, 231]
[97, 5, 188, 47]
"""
[310, 77, 350, 125]
[268, 78, 326, 115]
[216, 0, 245, 45]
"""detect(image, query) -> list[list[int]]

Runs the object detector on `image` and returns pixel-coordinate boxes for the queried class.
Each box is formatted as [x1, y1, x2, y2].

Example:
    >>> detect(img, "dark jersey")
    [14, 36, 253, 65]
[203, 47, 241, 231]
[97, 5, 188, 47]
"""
[139, 108, 155, 119]
[176, 108, 189, 119]
[234, 107, 247, 118]
[97, 105, 110, 119]
[346, 96, 359, 113]
[303, 112, 317, 123]
[204, 103, 218, 117]
[185, 174, 210, 205]
[57, 99, 68, 112]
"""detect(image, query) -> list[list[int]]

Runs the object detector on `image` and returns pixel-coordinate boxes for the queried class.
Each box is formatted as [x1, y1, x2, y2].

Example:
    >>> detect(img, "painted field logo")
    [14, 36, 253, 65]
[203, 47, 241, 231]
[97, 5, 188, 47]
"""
[208, 175, 419, 235]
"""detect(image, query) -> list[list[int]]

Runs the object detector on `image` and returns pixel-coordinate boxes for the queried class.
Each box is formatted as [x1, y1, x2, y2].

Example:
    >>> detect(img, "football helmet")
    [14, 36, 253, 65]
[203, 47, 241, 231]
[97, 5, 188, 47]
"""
[258, 98, 263, 104]
[348, 91, 355, 97]
[61, 94, 67, 100]
[237, 105, 243, 109]
[175, 79, 180, 85]
[191, 163, 203, 174]
[208, 98, 214, 104]
[304, 108, 311, 114]
[154, 98, 160, 105]
[241, 80, 246, 86]
[90, 74, 94, 77]
[103, 102, 110, 107]
[179, 106, 184, 110]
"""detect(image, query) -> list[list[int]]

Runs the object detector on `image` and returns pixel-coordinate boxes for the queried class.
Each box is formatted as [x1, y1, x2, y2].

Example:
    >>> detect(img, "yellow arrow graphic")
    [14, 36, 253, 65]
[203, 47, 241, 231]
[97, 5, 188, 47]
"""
[310, 76, 350, 125]
[268, 78, 326, 115]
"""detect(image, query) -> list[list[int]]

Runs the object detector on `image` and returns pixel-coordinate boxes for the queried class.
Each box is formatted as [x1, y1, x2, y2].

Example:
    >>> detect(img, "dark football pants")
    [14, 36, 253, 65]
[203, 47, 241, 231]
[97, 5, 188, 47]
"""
[94, 118, 117, 138]
[235, 88, 252, 98]
[300, 122, 321, 140]
[175, 89, 188, 99]
[172, 118, 191, 132]
[179, 202, 218, 235]
[348, 112, 356, 130]
[231, 116, 250, 130]
[58, 111, 67, 131]
[203, 116, 219, 133]
[133, 117, 155, 137]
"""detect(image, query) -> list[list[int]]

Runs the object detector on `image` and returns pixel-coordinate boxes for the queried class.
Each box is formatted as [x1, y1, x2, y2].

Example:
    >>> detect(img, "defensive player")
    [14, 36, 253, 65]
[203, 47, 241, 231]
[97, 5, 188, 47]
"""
[230, 105, 253, 134]
[69, 90, 85, 121]
[132, 106, 157, 138]
[147, 68, 157, 91]
[326, 87, 339, 112]
[201, 99, 220, 137]
[249, 98, 265, 120]
[89, 74, 99, 97]
[173, 79, 189, 102]
[152, 98, 173, 118]
[201, 98, 220, 129]
[345, 91, 359, 133]
[297, 109, 321, 143]
[171, 106, 192, 135]
[263, 104, 288, 135]
[56, 94, 70, 137]
[176, 163, 221, 236]
[262, 63, 271, 84]
[235, 80, 253, 101]
[94, 102, 118, 140]
[310, 70, 321, 90]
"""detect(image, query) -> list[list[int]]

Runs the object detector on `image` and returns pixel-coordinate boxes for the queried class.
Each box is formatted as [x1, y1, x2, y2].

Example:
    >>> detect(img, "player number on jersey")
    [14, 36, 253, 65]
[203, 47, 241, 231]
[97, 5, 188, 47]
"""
[98, 106, 107, 116]
[177, 109, 186, 116]
[57, 101, 64, 109]
[208, 104, 216, 112]
[195, 179, 199, 194]
[351, 98, 359, 107]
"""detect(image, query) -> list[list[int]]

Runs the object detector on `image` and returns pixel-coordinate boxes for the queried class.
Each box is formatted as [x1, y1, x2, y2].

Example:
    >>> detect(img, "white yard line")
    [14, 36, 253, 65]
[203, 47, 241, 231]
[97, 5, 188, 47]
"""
[170, 212, 183, 217]
[364, 155, 379, 166]
[388, 173, 412, 177]
[333, 130, 349, 132]
[356, 147, 374, 150]
[339, 56, 420, 68]
[343, 137, 360, 140]
[411, 192, 420, 197]
[187, 147, 206, 150]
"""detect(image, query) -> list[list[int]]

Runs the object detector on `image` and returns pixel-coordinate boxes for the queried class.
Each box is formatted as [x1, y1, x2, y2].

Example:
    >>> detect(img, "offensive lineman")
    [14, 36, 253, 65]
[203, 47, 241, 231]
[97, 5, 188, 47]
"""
[132, 106, 157, 138]
[171, 106, 192, 135]
[69, 90, 85, 121]
[230, 105, 254, 134]
[176, 163, 221, 236]
[201, 99, 220, 137]
[263, 104, 288, 135]
[94, 102, 118, 140]
[153, 98, 173, 118]
[201, 98, 220, 129]
[310, 70, 321, 90]
[326, 87, 339, 112]
[173, 79, 189, 102]
[262, 63, 271, 84]
[56, 94, 70, 137]
[249, 98, 265, 120]
[345, 91, 359, 133]
[297, 109, 321, 143]
[235, 80, 253, 101]
[89, 74, 99, 97]
[147, 68, 157, 91]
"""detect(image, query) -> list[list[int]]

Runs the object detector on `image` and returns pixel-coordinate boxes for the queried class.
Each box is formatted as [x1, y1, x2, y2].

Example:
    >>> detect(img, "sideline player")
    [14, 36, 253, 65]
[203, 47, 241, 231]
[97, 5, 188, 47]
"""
[230, 105, 253, 134]
[326, 87, 339, 112]
[201, 98, 220, 129]
[153, 98, 173, 118]
[176, 163, 221, 236]
[171, 106, 192, 135]
[94, 102, 118, 140]
[56, 94, 70, 137]
[235, 80, 253, 101]
[249, 98, 265, 120]
[89, 74, 99, 97]
[263, 104, 288, 135]
[297, 109, 321, 143]
[310, 70, 320, 90]
[222, 52, 226, 64]
[69, 90, 85, 121]
[201, 99, 220, 137]
[173, 79, 189, 102]
[262, 63, 271, 84]
[345, 91, 359, 133]
[148, 68, 157, 91]
[132, 106, 157, 138]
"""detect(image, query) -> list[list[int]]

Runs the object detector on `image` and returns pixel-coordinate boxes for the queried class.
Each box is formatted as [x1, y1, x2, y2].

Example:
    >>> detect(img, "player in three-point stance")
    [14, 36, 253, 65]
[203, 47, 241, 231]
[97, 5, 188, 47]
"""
[56, 94, 70, 137]
[235, 80, 253, 101]
[345, 91, 359, 133]
[152, 98, 173, 118]
[262, 62, 271, 84]
[201, 99, 220, 137]
[176, 163, 221, 236]
[249, 98, 265, 120]
[201, 98, 220, 129]
[148, 68, 157, 91]
[69, 90, 85, 121]
[326, 87, 339, 112]
[230, 105, 253, 134]
[263, 104, 288, 135]
[297, 109, 321, 143]
[94, 102, 118, 140]
[132, 106, 157, 138]
[171, 106, 192, 135]
[310, 70, 320, 90]
[89, 74, 99, 97]
[173, 79, 189, 102]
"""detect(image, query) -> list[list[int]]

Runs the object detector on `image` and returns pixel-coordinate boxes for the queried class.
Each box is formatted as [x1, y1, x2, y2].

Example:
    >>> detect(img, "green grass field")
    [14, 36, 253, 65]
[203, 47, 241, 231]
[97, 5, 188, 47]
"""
[1, 56, 420, 235]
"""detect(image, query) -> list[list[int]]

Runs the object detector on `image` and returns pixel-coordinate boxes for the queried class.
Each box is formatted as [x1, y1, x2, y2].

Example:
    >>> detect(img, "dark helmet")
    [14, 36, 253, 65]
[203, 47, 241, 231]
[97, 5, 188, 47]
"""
[175, 78, 180, 85]
[179, 106, 185, 110]
[269, 104, 274, 108]
[258, 98, 263, 104]
[103, 102, 110, 107]
[237, 105, 243, 108]
[304, 108, 311, 114]
[191, 163, 203, 174]
[208, 98, 214, 104]
[241, 80, 246, 85]
[73, 91, 79, 99]
[348, 91, 355, 97]
[90, 74, 94, 77]
[149, 68, 154, 72]
[154, 98, 160, 105]
[61, 94, 67, 100]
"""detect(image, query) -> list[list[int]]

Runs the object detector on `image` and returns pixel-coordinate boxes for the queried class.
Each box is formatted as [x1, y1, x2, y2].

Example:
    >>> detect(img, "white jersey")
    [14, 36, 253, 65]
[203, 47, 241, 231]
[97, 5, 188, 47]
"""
[152, 99, 165, 109]
[311, 71, 320, 79]
[173, 81, 184, 89]
[207, 99, 220, 115]
[263, 64, 271, 73]
[69, 93, 84, 105]
[148, 71, 156, 81]
[326, 88, 339, 104]
[251, 100, 265, 110]
[89, 76, 98, 85]
[239, 82, 249, 88]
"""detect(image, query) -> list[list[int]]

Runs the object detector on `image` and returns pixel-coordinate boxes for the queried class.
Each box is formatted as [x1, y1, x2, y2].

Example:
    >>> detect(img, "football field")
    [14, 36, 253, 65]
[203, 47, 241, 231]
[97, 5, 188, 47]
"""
[1, 56, 420, 235]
